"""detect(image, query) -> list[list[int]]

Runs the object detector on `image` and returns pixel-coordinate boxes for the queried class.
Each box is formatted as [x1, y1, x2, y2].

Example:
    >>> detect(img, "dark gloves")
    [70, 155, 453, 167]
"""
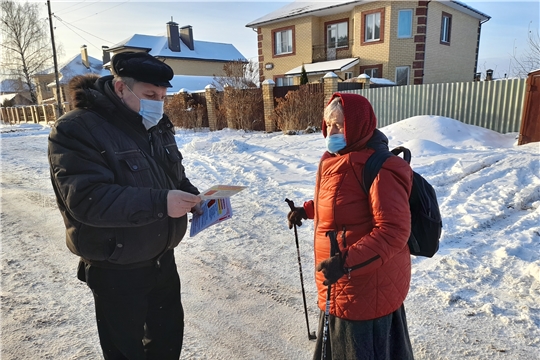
[287, 207, 307, 229]
[316, 255, 345, 286]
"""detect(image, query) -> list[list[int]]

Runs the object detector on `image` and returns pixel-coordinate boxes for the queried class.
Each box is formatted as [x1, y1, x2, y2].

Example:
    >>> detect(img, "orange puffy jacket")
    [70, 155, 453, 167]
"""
[304, 93, 413, 321]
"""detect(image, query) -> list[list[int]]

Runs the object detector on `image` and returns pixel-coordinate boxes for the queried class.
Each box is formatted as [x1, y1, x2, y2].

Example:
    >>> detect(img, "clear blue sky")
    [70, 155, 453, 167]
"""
[45, 0, 539, 79]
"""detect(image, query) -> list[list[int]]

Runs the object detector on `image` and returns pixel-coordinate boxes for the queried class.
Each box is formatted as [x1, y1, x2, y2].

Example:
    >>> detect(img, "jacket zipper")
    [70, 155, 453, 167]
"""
[346, 255, 381, 279]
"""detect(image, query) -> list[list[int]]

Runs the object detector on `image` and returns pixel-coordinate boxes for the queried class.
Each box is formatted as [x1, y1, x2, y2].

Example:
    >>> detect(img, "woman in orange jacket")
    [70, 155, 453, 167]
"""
[288, 93, 414, 360]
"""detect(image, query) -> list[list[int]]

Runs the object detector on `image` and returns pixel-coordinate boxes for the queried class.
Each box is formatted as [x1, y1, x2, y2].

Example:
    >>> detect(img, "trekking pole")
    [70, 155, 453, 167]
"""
[322, 230, 339, 360]
[285, 198, 317, 341]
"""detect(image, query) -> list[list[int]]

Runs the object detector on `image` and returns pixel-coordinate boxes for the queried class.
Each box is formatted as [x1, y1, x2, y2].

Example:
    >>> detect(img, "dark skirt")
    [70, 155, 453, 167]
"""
[313, 304, 414, 360]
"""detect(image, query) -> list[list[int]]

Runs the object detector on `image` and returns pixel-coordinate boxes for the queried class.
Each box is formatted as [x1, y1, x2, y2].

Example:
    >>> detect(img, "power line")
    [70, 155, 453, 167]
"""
[53, 14, 114, 46]
[69, 0, 132, 23]
[55, 0, 105, 16]
[53, 16, 101, 52]
[54, 0, 92, 14]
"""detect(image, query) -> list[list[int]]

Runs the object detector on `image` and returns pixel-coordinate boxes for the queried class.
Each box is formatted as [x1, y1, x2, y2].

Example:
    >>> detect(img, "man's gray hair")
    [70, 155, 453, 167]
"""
[324, 96, 344, 122]
[112, 76, 138, 88]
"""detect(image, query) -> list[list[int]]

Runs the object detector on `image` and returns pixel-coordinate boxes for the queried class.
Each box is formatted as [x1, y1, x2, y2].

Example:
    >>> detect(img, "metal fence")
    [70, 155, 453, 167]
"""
[342, 79, 527, 133]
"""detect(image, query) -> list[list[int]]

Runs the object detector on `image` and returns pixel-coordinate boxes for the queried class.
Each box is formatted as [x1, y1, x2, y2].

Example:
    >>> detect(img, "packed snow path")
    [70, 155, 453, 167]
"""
[1, 117, 539, 359]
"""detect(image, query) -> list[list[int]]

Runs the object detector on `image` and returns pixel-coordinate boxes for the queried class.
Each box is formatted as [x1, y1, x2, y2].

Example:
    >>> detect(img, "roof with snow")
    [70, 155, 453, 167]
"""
[0, 79, 30, 93]
[40, 53, 108, 86]
[108, 34, 246, 62]
[246, 0, 489, 27]
[285, 58, 359, 76]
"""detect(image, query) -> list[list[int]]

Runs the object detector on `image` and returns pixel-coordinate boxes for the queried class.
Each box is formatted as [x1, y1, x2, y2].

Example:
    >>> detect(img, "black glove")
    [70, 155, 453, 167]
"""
[316, 255, 345, 286]
[287, 207, 307, 229]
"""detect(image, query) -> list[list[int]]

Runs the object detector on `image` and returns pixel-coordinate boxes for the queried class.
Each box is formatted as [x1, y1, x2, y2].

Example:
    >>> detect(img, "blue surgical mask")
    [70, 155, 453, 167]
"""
[126, 86, 164, 130]
[326, 133, 346, 154]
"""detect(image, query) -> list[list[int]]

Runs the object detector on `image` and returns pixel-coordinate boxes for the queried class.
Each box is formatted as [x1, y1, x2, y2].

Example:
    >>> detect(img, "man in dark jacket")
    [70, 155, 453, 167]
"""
[48, 52, 201, 360]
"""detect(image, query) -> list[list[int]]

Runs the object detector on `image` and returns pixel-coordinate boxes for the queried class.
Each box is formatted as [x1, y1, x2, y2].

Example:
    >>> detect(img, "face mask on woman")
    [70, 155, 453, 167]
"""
[326, 133, 347, 154]
[125, 86, 164, 130]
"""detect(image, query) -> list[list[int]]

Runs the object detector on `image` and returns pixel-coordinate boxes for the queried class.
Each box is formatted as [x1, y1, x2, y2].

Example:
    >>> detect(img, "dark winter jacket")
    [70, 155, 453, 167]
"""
[48, 74, 199, 269]
[304, 93, 413, 321]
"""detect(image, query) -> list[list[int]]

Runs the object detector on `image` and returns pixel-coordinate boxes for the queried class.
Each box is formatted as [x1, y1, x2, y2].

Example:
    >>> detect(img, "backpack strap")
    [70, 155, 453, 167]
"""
[361, 150, 394, 194]
[390, 146, 411, 164]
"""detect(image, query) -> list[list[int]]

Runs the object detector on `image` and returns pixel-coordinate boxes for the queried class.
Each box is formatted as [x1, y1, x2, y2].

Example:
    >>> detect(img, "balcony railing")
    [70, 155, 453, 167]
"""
[312, 40, 354, 63]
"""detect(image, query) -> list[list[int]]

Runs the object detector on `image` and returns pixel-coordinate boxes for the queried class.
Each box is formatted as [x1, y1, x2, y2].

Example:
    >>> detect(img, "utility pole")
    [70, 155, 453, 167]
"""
[46, 0, 63, 117]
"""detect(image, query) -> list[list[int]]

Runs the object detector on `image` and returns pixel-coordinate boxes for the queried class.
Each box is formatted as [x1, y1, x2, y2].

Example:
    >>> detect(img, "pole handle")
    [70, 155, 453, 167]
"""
[285, 198, 295, 211]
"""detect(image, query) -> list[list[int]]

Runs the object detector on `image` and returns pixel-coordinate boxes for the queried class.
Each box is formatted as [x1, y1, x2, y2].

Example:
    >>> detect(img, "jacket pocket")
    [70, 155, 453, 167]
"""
[115, 149, 154, 187]
[76, 224, 118, 262]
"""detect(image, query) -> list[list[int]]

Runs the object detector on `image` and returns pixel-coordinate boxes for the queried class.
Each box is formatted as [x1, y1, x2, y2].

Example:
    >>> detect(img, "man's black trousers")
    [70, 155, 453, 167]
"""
[78, 251, 184, 360]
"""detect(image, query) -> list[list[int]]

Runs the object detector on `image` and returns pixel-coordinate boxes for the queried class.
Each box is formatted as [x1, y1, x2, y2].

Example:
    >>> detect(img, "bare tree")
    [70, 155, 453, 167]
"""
[1, 0, 54, 103]
[213, 59, 258, 89]
[212, 60, 264, 130]
[511, 22, 540, 78]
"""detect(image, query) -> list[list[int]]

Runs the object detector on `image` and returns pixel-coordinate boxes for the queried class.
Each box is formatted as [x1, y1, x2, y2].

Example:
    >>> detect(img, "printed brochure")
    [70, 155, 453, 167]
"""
[189, 185, 245, 237]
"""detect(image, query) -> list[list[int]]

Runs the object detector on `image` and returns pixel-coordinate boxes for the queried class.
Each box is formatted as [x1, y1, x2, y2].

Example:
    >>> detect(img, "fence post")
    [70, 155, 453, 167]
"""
[31, 106, 39, 123]
[205, 84, 218, 131]
[22, 106, 28, 123]
[6, 107, 13, 123]
[323, 72, 339, 105]
[42, 105, 50, 123]
[357, 74, 371, 89]
[15, 107, 21, 123]
[261, 79, 275, 132]
[223, 84, 235, 129]
[0, 107, 7, 123]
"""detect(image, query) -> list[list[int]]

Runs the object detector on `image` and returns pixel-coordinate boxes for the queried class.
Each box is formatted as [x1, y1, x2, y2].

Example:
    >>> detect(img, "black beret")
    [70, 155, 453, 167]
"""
[111, 51, 174, 88]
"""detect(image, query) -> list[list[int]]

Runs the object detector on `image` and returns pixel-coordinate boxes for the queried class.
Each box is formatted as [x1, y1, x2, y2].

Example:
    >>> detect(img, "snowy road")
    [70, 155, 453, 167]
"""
[1, 120, 539, 359]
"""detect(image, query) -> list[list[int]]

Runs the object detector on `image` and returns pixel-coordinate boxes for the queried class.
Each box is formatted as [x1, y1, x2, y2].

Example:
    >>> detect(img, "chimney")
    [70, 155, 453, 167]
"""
[81, 45, 90, 68]
[102, 46, 110, 65]
[486, 69, 493, 81]
[474, 72, 481, 81]
[180, 25, 194, 51]
[167, 19, 181, 52]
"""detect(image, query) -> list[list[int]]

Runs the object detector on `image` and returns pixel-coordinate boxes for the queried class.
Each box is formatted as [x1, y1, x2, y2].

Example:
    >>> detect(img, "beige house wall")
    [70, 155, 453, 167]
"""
[260, 16, 314, 82]
[351, 1, 392, 78]
[424, 1, 479, 84]
[109, 49, 230, 77]
[162, 59, 229, 77]
[33, 74, 56, 104]
[386, 1, 418, 84]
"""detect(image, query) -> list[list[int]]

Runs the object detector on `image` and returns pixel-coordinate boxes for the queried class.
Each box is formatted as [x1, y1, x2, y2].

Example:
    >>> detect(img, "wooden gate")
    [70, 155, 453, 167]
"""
[518, 69, 540, 145]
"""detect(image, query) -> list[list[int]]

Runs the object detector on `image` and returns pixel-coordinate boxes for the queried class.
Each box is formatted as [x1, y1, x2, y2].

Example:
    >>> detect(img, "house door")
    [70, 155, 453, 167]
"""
[327, 25, 338, 61]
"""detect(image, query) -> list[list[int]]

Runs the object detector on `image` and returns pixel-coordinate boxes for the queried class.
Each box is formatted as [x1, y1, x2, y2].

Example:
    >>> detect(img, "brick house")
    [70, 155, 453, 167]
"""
[106, 21, 246, 78]
[246, 0, 490, 86]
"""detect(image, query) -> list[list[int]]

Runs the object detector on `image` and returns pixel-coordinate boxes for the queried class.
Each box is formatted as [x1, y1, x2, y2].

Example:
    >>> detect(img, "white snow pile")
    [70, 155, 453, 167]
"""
[1, 115, 539, 359]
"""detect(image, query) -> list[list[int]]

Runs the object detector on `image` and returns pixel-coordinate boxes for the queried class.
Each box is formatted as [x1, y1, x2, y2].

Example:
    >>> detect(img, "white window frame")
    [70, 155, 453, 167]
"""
[327, 21, 349, 49]
[365, 12, 381, 42]
[441, 13, 452, 44]
[275, 29, 293, 55]
[344, 72, 353, 80]
[275, 77, 294, 87]
[395, 66, 410, 86]
[397, 9, 413, 38]
[364, 68, 379, 78]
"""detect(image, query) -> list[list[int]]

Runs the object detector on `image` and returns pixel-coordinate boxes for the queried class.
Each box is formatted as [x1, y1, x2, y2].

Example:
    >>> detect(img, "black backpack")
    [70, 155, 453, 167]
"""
[362, 146, 442, 257]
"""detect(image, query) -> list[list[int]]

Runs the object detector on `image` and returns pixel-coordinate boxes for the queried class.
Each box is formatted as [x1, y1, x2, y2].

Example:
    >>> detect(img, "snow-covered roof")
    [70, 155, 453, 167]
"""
[42, 53, 106, 86]
[246, 0, 489, 28]
[285, 58, 359, 76]
[108, 34, 246, 62]
[0, 93, 18, 102]
[0, 79, 30, 93]
[369, 77, 396, 85]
